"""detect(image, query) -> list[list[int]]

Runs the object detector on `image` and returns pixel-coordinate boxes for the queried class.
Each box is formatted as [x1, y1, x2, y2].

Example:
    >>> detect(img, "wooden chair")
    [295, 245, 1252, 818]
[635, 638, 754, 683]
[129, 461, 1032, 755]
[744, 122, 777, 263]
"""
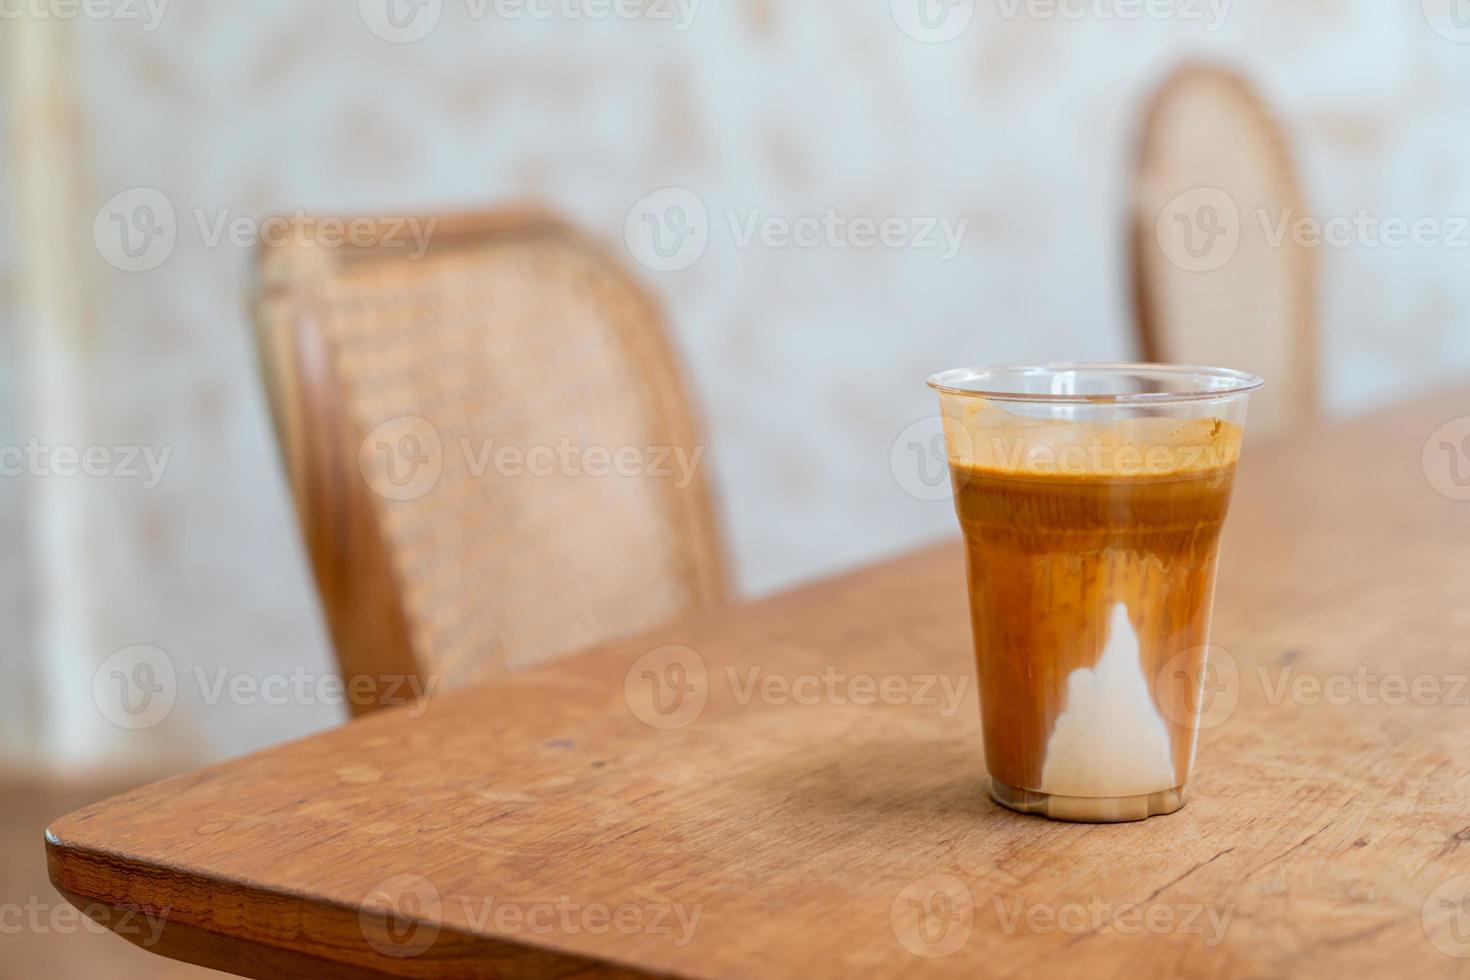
[1130, 65, 1317, 434]
[251, 209, 728, 713]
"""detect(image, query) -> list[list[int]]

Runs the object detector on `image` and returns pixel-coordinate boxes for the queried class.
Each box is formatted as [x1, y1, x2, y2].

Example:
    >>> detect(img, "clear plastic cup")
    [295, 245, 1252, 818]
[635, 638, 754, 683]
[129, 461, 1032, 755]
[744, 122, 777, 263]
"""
[928, 363, 1262, 822]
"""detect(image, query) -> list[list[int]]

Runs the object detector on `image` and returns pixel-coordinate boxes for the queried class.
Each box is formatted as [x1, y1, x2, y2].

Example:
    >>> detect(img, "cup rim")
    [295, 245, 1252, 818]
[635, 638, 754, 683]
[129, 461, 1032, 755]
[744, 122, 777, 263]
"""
[926, 361, 1264, 405]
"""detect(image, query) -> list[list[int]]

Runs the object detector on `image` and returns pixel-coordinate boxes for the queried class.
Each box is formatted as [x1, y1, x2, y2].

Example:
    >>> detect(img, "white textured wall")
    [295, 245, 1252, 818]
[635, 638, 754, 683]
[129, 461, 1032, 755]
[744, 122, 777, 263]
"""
[0, 31, 30, 759]
[5, 0, 1470, 770]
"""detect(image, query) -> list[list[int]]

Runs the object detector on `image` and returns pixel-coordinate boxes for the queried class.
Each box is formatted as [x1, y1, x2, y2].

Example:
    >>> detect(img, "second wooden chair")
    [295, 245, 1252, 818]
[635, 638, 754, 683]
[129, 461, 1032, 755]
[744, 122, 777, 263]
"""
[1131, 66, 1317, 435]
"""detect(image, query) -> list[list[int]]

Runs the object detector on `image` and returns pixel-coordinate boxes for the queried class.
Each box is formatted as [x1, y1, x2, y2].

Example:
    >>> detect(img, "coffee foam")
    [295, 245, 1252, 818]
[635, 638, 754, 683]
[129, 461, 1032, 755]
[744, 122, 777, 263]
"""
[940, 399, 1242, 480]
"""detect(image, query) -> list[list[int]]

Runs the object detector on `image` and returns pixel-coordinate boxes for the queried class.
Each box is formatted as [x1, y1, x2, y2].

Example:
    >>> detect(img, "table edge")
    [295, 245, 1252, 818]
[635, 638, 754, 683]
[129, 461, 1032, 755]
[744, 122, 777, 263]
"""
[44, 827, 681, 980]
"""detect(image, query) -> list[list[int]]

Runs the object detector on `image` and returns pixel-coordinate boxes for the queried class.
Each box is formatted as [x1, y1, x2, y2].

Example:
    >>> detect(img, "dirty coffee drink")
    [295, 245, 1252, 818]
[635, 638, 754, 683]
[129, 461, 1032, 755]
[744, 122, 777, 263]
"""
[931, 376, 1254, 823]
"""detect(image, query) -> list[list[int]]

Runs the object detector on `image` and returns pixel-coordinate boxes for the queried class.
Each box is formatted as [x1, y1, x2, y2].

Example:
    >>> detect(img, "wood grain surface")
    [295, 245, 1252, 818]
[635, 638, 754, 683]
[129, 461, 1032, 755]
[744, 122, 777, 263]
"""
[46, 387, 1470, 978]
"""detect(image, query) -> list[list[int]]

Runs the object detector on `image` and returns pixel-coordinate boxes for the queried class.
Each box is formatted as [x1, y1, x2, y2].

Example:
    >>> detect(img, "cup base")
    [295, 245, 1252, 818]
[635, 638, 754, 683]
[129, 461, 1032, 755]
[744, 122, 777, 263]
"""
[988, 778, 1186, 823]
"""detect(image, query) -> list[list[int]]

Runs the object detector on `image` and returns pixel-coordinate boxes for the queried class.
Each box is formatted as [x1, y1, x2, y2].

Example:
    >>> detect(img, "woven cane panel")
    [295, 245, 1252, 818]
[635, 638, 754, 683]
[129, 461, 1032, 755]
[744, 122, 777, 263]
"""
[315, 237, 704, 688]
[1135, 69, 1315, 435]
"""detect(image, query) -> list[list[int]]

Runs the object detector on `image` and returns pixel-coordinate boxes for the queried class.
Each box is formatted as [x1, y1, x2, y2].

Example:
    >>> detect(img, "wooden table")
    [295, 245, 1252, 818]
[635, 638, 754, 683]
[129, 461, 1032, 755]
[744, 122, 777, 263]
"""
[47, 388, 1470, 978]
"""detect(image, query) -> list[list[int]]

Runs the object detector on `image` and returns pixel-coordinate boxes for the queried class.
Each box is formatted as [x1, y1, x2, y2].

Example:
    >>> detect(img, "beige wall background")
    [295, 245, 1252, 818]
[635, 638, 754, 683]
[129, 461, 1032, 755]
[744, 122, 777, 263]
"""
[4, 0, 1470, 772]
